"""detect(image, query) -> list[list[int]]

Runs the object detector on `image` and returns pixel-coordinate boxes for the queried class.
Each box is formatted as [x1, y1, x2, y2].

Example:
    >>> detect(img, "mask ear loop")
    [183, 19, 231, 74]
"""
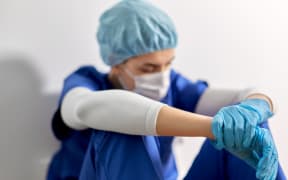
[122, 67, 135, 79]
[117, 75, 128, 90]
[118, 66, 135, 90]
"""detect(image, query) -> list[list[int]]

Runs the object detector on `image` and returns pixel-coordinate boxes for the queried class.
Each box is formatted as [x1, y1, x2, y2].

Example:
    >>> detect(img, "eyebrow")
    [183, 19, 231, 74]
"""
[142, 56, 175, 67]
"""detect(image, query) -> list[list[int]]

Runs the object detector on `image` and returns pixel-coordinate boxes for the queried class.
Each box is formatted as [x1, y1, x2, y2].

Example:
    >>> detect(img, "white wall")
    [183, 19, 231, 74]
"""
[1, 0, 287, 179]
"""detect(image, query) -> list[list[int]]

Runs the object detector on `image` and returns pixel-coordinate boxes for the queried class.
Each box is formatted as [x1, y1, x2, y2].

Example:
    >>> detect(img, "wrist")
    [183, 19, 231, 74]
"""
[246, 93, 274, 113]
[240, 98, 274, 122]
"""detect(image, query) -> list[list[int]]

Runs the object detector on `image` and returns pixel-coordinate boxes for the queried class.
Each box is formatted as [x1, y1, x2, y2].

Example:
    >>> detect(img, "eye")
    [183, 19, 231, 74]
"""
[140, 67, 155, 73]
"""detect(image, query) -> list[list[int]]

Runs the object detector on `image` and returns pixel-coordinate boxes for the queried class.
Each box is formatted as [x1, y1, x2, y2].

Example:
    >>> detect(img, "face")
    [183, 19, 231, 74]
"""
[111, 48, 175, 90]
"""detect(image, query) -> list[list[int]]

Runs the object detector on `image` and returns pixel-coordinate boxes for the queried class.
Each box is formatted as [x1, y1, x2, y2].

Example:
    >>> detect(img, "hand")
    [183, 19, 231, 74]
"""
[227, 127, 278, 180]
[211, 99, 273, 149]
[210, 99, 278, 180]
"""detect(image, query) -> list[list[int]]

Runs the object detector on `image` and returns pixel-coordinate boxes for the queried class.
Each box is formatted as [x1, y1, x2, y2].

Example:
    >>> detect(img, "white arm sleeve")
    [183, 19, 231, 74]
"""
[60, 87, 164, 135]
[195, 88, 274, 116]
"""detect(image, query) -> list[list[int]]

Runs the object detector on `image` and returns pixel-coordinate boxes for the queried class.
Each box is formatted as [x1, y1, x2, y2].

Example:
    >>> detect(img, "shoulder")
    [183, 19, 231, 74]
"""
[59, 65, 109, 104]
[65, 65, 105, 82]
[170, 69, 209, 112]
[170, 69, 208, 92]
[63, 65, 108, 89]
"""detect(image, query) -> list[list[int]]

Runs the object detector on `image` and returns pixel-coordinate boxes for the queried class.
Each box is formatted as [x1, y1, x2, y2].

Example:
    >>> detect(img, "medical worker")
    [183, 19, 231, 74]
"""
[47, 0, 286, 180]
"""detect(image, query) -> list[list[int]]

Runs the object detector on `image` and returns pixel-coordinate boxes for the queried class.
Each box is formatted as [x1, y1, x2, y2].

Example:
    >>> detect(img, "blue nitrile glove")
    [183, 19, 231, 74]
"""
[211, 99, 278, 180]
[211, 99, 273, 149]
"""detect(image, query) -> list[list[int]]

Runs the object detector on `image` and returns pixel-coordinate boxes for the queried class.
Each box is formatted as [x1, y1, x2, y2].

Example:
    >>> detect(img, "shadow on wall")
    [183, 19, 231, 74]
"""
[0, 53, 59, 180]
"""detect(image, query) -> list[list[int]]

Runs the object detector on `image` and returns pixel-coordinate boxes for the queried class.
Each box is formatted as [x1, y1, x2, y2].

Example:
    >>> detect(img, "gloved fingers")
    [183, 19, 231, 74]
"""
[256, 151, 278, 180]
[269, 146, 279, 180]
[211, 112, 225, 149]
[267, 158, 278, 180]
[242, 115, 256, 148]
[238, 106, 259, 125]
[271, 161, 278, 180]
[223, 107, 238, 148]
[230, 108, 246, 149]
[255, 128, 278, 180]
[256, 145, 273, 180]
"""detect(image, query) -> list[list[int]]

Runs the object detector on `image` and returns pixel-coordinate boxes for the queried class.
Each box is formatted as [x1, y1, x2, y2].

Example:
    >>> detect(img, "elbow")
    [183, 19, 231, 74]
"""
[60, 87, 91, 130]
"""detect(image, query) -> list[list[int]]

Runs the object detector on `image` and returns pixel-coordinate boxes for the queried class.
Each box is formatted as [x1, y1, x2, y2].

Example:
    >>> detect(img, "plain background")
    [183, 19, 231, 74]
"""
[0, 0, 287, 179]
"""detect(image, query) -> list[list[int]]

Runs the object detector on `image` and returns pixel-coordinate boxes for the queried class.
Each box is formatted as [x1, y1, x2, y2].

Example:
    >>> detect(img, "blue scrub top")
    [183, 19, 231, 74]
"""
[47, 65, 286, 180]
[47, 65, 207, 180]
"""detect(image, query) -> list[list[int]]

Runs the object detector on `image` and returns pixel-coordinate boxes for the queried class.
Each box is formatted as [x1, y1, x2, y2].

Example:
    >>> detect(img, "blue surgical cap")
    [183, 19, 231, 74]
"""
[97, 0, 178, 66]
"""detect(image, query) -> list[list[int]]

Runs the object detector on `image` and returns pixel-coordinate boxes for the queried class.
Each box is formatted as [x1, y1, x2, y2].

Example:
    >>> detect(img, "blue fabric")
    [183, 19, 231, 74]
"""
[47, 66, 113, 179]
[80, 132, 162, 180]
[47, 65, 286, 180]
[78, 66, 207, 180]
[185, 122, 286, 180]
[97, 0, 177, 66]
[47, 65, 206, 180]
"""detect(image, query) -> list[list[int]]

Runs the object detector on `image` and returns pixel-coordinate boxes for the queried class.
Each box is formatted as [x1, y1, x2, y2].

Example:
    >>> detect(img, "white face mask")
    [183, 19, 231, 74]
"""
[119, 68, 171, 101]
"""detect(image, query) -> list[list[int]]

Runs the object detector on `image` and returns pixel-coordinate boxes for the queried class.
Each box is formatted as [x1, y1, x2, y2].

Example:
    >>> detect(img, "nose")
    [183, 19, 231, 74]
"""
[159, 64, 170, 72]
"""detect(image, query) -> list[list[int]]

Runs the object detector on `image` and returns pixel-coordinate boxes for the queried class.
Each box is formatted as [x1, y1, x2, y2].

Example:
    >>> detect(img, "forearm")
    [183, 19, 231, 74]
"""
[61, 87, 215, 138]
[156, 105, 215, 139]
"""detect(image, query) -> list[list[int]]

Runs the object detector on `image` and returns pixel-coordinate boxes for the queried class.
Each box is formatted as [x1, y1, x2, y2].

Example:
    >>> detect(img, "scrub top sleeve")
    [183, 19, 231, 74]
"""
[58, 68, 99, 104]
[52, 66, 100, 140]
[173, 72, 208, 113]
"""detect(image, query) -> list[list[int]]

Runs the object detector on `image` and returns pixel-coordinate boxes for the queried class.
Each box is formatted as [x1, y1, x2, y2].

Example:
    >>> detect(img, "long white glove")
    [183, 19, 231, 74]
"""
[61, 87, 164, 135]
